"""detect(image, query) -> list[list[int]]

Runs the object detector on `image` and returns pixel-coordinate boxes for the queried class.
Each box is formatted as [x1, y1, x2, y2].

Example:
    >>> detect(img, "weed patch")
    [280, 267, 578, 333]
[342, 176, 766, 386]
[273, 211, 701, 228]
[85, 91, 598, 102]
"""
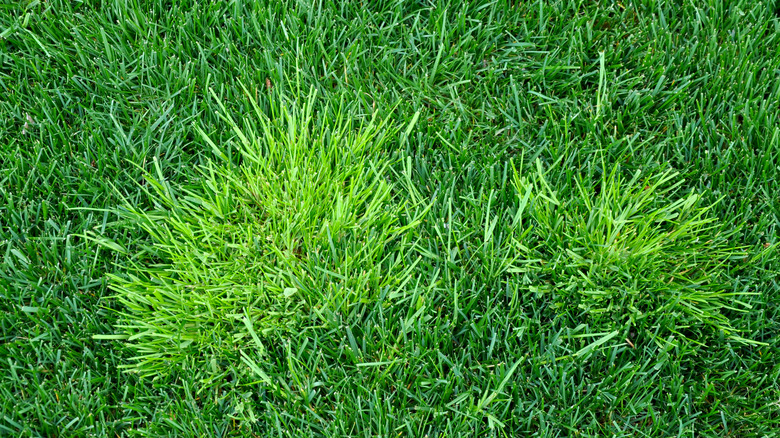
[516, 160, 753, 347]
[101, 91, 419, 382]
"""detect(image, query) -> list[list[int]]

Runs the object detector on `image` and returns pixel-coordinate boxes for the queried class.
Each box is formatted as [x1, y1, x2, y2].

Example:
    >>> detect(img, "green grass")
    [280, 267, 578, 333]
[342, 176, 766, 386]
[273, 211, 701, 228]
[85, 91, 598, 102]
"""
[94, 90, 424, 381]
[1, 0, 779, 436]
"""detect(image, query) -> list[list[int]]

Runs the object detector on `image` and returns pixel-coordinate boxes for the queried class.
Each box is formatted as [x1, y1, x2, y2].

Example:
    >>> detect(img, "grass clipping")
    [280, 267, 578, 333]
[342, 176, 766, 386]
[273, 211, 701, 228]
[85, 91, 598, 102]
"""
[105, 93, 416, 379]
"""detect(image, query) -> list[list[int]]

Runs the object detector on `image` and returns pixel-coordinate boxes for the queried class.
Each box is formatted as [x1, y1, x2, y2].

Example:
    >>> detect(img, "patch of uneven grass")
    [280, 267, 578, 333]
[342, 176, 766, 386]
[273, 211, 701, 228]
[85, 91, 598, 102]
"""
[1, 0, 779, 436]
[520, 161, 753, 345]
[97, 91, 424, 383]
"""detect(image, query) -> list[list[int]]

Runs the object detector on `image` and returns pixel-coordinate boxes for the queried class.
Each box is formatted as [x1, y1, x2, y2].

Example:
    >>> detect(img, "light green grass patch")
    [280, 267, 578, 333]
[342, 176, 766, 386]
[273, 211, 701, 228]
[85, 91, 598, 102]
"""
[515, 158, 753, 347]
[101, 90, 420, 382]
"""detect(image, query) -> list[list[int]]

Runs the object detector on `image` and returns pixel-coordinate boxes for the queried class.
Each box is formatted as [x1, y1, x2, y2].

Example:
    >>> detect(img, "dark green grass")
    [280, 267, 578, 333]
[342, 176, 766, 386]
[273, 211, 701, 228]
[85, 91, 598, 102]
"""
[1, 0, 779, 436]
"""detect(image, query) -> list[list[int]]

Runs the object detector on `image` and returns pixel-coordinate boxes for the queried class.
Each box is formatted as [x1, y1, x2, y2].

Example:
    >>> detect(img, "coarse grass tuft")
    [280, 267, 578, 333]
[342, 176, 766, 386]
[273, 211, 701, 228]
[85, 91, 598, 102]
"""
[97, 90, 421, 383]
[516, 159, 753, 347]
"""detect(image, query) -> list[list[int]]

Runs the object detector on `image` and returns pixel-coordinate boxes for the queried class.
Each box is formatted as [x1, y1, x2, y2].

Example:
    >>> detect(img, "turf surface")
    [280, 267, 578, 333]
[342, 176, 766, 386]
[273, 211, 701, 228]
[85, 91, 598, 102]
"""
[1, 1, 779, 436]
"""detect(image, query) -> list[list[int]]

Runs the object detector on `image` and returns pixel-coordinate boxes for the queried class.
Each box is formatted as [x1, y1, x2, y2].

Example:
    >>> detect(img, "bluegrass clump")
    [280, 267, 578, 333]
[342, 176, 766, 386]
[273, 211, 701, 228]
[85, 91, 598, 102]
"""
[101, 91, 419, 382]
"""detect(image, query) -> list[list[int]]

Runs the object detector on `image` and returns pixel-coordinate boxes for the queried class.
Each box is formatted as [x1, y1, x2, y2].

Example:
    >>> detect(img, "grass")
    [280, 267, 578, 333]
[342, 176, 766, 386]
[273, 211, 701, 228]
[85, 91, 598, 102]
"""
[95, 90, 423, 381]
[1, 0, 779, 436]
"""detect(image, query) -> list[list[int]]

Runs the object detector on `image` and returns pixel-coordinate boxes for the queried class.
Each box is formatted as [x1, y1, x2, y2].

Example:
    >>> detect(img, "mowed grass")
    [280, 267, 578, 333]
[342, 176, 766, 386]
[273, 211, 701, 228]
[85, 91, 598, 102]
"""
[1, 0, 779, 436]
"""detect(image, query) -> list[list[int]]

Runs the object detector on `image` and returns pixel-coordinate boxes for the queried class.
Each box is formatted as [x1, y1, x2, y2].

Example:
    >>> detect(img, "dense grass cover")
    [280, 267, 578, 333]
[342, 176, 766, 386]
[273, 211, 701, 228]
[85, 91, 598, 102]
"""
[2, 0, 779, 436]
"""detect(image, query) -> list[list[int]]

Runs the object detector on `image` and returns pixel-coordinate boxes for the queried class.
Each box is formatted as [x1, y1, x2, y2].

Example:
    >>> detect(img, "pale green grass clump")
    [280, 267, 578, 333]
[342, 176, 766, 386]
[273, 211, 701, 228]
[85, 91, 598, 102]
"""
[101, 92, 419, 381]
[519, 161, 751, 346]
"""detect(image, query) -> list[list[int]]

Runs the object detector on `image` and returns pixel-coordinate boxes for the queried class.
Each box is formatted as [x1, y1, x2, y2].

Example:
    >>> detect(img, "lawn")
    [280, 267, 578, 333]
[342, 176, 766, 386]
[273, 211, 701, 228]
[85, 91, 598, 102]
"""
[1, 0, 779, 436]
